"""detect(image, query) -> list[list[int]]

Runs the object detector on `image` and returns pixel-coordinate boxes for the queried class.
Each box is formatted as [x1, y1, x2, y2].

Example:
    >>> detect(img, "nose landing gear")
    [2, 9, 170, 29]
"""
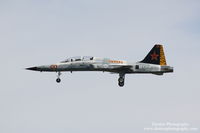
[56, 78, 61, 83]
[118, 73, 125, 87]
[56, 72, 61, 83]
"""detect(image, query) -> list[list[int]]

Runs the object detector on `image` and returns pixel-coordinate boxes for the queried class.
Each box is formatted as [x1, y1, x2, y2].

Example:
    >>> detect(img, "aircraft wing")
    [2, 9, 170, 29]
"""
[110, 65, 133, 73]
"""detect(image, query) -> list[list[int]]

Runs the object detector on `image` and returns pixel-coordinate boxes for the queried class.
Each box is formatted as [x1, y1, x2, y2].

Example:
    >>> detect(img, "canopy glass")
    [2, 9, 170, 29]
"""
[61, 56, 93, 63]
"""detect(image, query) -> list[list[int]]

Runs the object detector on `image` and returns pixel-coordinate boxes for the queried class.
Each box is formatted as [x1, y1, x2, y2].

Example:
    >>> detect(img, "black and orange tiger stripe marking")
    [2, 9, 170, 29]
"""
[141, 44, 167, 65]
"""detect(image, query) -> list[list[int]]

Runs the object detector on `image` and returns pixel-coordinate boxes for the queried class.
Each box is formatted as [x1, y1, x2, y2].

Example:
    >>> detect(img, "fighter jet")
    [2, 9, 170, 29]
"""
[26, 44, 173, 87]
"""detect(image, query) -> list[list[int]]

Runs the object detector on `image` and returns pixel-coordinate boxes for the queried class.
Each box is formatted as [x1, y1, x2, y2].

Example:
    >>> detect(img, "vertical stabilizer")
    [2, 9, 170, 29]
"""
[140, 44, 167, 66]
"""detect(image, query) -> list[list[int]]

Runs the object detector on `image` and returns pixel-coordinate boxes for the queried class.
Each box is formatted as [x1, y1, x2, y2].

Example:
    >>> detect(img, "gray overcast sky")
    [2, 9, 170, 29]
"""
[0, 0, 200, 133]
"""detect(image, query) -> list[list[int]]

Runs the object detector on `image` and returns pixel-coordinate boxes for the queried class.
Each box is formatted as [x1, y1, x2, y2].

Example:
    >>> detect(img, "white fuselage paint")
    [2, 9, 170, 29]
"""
[33, 57, 173, 74]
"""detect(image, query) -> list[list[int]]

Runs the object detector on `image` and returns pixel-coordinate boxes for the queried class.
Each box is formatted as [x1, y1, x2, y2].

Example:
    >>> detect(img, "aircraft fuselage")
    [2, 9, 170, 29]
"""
[26, 45, 174, 87]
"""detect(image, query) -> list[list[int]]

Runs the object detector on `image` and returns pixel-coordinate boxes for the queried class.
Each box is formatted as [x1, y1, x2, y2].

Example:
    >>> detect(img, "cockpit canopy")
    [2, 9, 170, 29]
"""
[61, 56, 94, 63]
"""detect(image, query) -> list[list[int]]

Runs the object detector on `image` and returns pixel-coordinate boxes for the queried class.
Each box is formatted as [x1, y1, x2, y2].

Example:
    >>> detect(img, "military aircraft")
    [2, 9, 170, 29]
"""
[26, 44, 173, 87]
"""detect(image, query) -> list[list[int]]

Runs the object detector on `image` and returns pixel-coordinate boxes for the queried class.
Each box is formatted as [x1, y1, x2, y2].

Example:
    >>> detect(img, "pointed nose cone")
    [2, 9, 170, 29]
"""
[26, 67, 38, 71]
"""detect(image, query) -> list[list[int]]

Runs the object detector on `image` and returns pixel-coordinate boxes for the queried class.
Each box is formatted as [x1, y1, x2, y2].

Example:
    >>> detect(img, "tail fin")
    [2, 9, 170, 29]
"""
[140, 44, 167, 66]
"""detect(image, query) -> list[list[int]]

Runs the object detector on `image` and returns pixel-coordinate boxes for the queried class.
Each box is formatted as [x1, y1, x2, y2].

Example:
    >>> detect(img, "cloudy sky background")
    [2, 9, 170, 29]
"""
[0, 0, 200, 133]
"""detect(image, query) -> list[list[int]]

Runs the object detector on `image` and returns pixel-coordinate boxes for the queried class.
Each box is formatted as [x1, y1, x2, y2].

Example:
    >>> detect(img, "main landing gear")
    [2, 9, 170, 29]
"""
[118, 73, 125, 87]
[56, 72, 61, 83]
